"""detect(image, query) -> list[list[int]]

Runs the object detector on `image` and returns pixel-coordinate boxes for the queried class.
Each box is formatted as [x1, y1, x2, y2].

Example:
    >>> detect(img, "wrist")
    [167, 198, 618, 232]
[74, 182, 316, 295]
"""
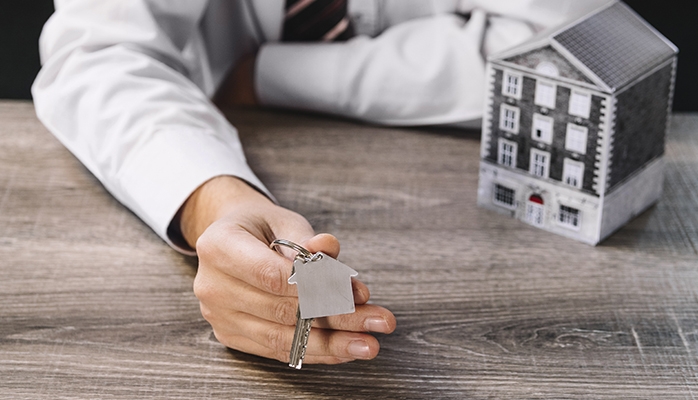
[179, 176, 272, 248]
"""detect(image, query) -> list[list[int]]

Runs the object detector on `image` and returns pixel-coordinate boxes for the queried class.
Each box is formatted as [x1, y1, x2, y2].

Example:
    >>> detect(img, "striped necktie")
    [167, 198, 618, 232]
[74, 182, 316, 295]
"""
[282, 0, 355, 42]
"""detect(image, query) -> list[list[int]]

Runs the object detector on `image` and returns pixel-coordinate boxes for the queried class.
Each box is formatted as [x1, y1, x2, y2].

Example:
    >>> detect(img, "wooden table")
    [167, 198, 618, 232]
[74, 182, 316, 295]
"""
[1, 100, 697, 399]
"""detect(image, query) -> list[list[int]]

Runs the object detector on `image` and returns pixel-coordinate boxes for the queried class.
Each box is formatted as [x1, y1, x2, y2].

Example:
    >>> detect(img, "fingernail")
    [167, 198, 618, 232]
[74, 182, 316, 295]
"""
[348, 340, 371, 358]
[364, 317, 389, 333]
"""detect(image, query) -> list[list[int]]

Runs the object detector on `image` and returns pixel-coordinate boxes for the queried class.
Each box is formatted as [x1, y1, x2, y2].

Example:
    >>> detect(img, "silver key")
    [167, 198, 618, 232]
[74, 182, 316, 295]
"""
[288, 255, 314, 369]
[289, 309, 313, 369]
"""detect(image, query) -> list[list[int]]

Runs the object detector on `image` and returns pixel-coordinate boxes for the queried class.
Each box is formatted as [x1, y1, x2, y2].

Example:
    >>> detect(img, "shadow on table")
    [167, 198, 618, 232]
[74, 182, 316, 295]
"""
[224, 341, 474, 399]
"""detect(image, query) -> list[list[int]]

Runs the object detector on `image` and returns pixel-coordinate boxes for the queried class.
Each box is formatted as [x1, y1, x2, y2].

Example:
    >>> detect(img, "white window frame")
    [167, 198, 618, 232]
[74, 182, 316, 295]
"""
[497, 138, 517, 168]
[529, 149, 551, 179]
[499, 104, 520, 134]
[565, 123, 588, 154]
[531, 114, 554, 144]
[558, 204, 582, 230]
[493, 184, 516, 210]
[502, 70, 522, 99]
[568, 89, 591, 119]
[525, 201, 545, 227]
[534, 80, 556, 109]
[562, 158, 585, 189]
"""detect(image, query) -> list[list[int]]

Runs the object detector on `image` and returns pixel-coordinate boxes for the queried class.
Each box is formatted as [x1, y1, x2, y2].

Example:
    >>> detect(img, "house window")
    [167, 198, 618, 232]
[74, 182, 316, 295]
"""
[526, 194, 545, 227]
[493, 184, 516, 209]
[565, 123, 588, 154]
[531, 114, 553, 144]
[534, 80, 556, 109]
[568, 90, 591, 119]
[497, 139, 517, 168]
[529, 149, 550, 178]
[502, 71, 522, 99]
[563, 158, 585, 189]
[499, 105, 520, 133]
[558, 205, 581, 229]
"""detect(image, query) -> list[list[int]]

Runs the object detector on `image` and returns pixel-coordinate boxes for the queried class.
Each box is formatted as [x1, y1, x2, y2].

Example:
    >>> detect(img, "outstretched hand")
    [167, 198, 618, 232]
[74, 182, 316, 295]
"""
[179, 176, 396, 364]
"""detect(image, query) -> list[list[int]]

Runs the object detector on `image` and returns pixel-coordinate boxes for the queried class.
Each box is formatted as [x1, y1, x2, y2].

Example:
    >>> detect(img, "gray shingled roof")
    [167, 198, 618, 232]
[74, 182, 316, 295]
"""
[553, 2, 676, 91]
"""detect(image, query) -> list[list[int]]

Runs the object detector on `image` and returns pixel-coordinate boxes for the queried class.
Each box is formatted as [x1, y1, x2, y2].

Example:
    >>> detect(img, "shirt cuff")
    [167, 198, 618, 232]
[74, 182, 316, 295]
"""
[116, 126, 272, 256]
[256, 43, 343, 114]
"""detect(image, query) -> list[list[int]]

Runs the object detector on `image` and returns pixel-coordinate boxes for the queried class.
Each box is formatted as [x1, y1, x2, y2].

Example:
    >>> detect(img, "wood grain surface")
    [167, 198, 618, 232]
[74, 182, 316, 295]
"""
[1, 100, 697, 399]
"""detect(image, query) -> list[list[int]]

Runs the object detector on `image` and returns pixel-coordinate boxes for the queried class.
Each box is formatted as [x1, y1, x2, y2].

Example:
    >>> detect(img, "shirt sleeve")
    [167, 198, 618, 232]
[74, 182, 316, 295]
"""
[32, 0, 272, 255]
[256, 11, 503, 125]
[255, 0, 611, 126]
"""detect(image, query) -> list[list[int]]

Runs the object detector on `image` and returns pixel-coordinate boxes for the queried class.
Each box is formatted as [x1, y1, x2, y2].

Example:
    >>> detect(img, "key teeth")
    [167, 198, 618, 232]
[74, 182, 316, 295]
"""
[288, 316, 313, 370]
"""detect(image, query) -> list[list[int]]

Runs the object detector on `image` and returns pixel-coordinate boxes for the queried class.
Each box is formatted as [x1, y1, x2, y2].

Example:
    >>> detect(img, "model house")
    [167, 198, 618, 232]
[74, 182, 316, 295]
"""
[477, 1, 678, 245]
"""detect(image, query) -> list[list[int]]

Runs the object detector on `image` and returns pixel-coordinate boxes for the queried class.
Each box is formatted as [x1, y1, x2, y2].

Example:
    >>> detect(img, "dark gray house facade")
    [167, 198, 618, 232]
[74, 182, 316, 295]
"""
[477, 1, 677, 244]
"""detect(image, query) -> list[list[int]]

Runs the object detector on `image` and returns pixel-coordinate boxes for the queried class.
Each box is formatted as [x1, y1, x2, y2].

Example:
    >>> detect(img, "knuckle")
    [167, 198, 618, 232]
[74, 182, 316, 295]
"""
[211, 328, 228, 346]
[257, 261, 285, 295]
[192, 274, 212, 301]
[265, 326, 288, 352]
[332, 313, 352, 328]
[195, 226, 232, 262]
[199, 303, 214, 323]
[317, 313, 353, 331]
[273, 298, 297, 325]
[195, 229, 218, 258]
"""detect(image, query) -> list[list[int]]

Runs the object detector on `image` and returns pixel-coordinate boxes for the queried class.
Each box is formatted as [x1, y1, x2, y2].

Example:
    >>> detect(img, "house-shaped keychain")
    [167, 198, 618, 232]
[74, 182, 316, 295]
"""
[288, 253, 358, 319]
[477, 0, 678, 245]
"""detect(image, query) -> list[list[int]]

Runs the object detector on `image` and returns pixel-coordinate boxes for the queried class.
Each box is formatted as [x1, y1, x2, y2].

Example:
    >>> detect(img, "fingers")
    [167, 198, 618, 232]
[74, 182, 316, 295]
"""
[218, 335, 356, 365]
[352, 278, 370, 305]
[196, 269, 393, 333]
[208, 308, 382, 363]
[314, 304, 396, 333]
[198, 221, 355, 300]
[198, 210, 343, 298]
[197, 223, 298, 297]
[195, 271, 298, 325]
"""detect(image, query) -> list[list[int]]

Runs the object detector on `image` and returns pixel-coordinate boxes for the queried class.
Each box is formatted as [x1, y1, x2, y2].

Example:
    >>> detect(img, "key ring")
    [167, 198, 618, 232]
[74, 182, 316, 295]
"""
[270, 239, 317, 261]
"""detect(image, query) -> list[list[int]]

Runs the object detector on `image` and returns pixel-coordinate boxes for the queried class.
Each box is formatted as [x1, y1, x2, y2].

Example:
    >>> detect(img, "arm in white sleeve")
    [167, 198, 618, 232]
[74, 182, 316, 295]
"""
[256, 0, 611, 125]
[256, 12, 491, 126]
[32, 0, 271, 254]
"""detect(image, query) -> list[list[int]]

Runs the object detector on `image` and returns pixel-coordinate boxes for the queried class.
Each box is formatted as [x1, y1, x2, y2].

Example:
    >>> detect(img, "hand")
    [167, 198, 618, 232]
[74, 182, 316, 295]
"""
[179, 176, 396, 364]
[213, 52, 258, 108]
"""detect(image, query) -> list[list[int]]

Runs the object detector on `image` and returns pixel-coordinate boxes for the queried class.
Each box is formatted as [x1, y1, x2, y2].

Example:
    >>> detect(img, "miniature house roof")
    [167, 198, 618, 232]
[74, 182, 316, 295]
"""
[490, 1, 678, 92]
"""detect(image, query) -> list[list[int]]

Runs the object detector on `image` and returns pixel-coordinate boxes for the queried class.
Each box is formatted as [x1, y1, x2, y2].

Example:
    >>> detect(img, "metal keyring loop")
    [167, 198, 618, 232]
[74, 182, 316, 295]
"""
[270, 239, 314, 261]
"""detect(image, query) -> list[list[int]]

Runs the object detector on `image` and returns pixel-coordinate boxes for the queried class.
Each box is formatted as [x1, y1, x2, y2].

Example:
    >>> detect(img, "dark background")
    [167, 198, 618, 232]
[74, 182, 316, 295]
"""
[1, 0, 696, 111]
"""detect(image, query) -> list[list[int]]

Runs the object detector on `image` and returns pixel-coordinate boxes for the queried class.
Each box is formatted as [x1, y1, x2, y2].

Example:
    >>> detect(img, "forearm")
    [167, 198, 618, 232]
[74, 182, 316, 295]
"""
[255, 13, 489, 125]
[33, 1, 271, 253]
[255, 1, 608, 126]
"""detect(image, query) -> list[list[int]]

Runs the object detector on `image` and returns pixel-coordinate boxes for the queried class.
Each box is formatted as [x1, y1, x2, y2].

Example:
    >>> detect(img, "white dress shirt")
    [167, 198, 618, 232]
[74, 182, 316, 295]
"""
[32, 0, 610, 254]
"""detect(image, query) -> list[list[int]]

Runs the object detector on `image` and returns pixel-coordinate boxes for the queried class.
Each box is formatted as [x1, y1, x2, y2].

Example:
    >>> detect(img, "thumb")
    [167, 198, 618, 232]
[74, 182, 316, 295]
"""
[303, 233, 340, 259]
